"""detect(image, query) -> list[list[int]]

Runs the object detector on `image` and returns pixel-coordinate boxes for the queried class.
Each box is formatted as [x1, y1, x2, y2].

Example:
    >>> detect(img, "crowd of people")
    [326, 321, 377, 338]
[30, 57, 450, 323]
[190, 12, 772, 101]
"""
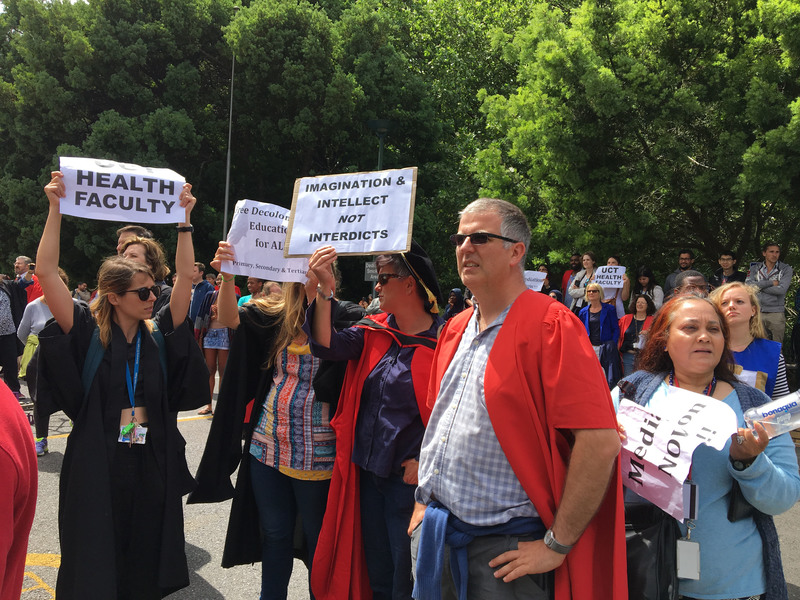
[1, 181, 799, 600]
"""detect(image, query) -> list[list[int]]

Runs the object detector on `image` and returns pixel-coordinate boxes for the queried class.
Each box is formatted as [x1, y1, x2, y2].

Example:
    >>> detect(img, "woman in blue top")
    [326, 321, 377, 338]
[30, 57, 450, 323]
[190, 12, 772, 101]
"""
[579, 282, 621, 387]
[613, 296, 800, 600]
[710, 282, 790, 399]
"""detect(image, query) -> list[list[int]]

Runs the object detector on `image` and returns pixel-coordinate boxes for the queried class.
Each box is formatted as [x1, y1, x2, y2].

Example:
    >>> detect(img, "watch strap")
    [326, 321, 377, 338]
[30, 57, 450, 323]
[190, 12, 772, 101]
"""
[543, 529, 573, 554]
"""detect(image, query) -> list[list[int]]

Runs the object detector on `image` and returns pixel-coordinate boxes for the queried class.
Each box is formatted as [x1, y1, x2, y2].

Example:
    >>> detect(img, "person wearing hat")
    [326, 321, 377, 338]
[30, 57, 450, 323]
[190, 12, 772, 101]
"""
[306, 241, 444, 600]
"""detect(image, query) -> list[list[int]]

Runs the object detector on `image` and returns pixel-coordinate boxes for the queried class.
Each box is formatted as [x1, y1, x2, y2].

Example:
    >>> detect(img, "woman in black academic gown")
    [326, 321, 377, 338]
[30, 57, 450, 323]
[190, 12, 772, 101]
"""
[34, 171, 210, 599]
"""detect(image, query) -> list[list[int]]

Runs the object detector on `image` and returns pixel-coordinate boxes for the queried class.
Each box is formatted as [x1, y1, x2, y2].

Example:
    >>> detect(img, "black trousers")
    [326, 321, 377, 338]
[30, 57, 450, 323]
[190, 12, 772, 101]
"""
[0, 332, 20, 393]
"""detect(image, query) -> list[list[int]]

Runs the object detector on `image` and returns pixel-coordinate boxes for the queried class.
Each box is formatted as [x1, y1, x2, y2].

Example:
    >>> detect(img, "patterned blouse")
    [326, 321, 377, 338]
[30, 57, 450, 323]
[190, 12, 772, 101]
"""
[249, 342, 335, 480]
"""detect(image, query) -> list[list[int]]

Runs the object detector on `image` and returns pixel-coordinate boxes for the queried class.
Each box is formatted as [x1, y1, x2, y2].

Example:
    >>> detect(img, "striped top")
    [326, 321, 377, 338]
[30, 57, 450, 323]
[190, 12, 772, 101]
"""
[249, 342, 335, 480]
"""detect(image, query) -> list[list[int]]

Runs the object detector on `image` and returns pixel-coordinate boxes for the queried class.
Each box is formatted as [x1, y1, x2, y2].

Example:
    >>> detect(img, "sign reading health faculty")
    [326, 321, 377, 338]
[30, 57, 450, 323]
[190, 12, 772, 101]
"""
[59, 157, 186, 224]
[284, 167, 416, 257]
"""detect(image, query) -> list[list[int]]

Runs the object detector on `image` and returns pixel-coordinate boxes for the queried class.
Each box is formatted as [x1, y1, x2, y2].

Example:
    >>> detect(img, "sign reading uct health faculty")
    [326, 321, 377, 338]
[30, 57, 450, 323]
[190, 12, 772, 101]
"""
[284, 167, 416, 257]
[59, 157, 185, 223]
[221, 200, 308, 283]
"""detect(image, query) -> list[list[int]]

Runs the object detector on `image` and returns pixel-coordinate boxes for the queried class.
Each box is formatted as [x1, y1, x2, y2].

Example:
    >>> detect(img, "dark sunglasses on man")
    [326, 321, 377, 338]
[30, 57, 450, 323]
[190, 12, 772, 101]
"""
[449, 232, 519, 247]
[376, 273, 405, 286]
[121, 285, 162, 301]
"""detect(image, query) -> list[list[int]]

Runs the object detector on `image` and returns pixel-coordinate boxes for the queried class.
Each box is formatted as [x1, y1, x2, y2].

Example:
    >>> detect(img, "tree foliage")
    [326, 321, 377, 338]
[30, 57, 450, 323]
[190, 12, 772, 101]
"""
[477, 0, 800, 278]
[1, 0, 799, 295]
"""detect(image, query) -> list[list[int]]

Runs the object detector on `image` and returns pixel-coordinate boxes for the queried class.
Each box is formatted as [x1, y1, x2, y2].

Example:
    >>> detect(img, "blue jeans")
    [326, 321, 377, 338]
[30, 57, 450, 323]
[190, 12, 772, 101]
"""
[249, 456, 331, 600]
[359, 468, 416, 600]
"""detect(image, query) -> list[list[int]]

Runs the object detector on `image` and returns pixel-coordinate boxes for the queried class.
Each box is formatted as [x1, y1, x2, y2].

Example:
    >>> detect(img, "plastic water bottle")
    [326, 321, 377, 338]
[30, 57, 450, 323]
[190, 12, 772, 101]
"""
[743, 391, 800, 439]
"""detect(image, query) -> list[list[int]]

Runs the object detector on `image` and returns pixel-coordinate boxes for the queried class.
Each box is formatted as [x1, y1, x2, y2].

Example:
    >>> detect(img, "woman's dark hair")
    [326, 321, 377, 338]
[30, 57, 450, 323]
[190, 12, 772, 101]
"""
[636, 296, 737, 384]
[582, 251, 596, 267]
[634, 266, 656, 293]
[633, 294, 656, 316]
[375, 254, 428, 307]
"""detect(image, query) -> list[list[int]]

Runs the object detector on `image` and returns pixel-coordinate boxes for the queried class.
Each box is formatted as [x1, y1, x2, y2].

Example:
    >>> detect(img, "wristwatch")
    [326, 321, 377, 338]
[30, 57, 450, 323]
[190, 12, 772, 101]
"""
[730, 455, 756, 471]
[543, 529, 573, 555]
[316, 285, 334, 301]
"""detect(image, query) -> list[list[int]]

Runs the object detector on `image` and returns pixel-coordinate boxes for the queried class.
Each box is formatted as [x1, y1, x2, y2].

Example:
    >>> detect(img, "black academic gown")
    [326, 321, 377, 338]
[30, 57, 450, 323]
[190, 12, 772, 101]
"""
[188, 304, 278, 567]
[36, 303, 209, 599]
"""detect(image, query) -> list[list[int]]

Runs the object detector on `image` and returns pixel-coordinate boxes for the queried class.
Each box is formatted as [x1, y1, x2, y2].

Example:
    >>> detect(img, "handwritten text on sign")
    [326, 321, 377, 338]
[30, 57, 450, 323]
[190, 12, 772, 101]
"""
[284, 167, 416, 257]
[59, 157, 185, 224]
[617, 387, 737, 520]
[524, 270, 547, 292]
[221, 200, 308, 283]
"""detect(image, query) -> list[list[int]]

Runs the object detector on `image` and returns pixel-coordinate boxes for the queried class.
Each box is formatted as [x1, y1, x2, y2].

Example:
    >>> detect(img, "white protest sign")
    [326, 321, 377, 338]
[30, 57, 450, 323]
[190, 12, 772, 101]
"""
[365, 261, 378, 282]
[284, 167, 416, 257]
[524, 270, 547, 292]
[617, 387, 738, 520]
[59, 157, 185, 224]
[221, 200, 308, 283]
[595, 265, 626, 292]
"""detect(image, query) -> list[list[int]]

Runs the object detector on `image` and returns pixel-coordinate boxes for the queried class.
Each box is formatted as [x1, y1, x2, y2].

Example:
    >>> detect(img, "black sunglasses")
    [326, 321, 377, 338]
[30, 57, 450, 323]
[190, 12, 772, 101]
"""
[377, 273, 405, 286]
[449, 232, 519, 247]
[122, 285, 162, 301]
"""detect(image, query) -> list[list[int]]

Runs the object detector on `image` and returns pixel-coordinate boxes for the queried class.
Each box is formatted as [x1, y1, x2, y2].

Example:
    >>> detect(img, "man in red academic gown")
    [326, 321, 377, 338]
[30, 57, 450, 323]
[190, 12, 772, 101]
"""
[410, 198, 627, 600]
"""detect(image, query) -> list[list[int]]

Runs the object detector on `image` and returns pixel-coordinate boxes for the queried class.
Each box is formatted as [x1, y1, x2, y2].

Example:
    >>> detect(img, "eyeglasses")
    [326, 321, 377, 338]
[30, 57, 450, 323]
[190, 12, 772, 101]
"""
[587, 289, 599, 293]
[122, 285, 162, 301]
[377, 273, 405, 286]
[449, 232, 519, 247]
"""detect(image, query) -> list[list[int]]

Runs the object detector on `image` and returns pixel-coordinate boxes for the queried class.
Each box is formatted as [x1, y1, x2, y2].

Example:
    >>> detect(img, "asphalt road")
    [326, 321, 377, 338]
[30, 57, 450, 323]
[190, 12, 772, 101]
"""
[18, 393, 800, 599]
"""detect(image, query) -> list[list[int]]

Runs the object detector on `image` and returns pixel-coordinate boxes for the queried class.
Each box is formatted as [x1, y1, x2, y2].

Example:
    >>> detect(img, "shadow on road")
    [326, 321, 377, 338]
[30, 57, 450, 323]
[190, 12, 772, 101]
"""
[168, 543, 225, 599]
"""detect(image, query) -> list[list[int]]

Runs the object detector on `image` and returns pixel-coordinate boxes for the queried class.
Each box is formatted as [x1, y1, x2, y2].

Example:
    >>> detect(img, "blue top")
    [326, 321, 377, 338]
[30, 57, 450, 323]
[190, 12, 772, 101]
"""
[189, 280, 214, 322]
[578, 303, 619, 344]
[612, 382, 800, 598]
[305, 300, 443, 478]
[731, 337, 781, 398]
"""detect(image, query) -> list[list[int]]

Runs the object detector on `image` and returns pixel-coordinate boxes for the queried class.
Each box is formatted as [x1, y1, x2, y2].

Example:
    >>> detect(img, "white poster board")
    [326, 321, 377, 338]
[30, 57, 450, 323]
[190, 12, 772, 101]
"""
[595, 265, 626, 289]
[59, 157, 185, 223]
[524, 270, 547, 292]
[284, 167, 416, 257]
[220, 200, 308, 283]
[617, 387, 737, 520]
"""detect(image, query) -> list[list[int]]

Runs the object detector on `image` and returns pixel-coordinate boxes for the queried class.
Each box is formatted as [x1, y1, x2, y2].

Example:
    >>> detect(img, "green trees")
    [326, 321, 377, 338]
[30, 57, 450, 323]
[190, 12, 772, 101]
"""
[477, 0, 800, 275]
[2, 0, 799, 290]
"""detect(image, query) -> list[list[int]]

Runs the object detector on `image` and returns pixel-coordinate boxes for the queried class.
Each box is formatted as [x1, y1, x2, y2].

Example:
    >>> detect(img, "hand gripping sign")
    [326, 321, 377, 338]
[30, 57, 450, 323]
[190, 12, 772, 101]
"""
[284, 167, 416, 257]
[59, 157, 186, 223]
[617, 386, 737, 520]
[221, 200, 308, 283]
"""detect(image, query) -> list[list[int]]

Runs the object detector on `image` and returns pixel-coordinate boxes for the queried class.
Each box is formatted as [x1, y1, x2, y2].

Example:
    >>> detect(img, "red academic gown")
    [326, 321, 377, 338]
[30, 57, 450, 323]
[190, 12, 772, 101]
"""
[310, 313, 436, 600]
[0, 381, 37, 600]
[427, 290, 628, 600]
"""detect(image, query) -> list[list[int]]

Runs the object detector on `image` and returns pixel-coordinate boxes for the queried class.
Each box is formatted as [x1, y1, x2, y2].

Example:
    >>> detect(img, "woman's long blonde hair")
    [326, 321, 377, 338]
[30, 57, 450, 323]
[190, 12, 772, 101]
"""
[90, 257, 155, 347]
[709, 282, 768, 339]
[250, 281, 307, 369]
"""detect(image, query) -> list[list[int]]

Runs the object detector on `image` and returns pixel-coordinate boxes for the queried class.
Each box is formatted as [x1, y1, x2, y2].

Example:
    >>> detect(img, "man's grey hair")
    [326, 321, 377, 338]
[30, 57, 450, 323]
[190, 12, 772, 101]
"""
[459, 198, 531, 256]
[15, 256, 32, 265]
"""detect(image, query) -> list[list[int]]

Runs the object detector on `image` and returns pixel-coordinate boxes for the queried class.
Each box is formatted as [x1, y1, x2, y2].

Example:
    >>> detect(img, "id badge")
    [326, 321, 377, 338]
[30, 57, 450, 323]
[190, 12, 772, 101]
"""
[118, 425, 148, 444]
[677, 539, 700, 580]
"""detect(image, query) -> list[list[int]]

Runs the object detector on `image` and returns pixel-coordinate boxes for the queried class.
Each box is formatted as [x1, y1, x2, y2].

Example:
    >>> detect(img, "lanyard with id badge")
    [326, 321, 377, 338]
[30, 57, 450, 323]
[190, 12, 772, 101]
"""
[669, 371, 707, 582]
[118, 330, 148, 446]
